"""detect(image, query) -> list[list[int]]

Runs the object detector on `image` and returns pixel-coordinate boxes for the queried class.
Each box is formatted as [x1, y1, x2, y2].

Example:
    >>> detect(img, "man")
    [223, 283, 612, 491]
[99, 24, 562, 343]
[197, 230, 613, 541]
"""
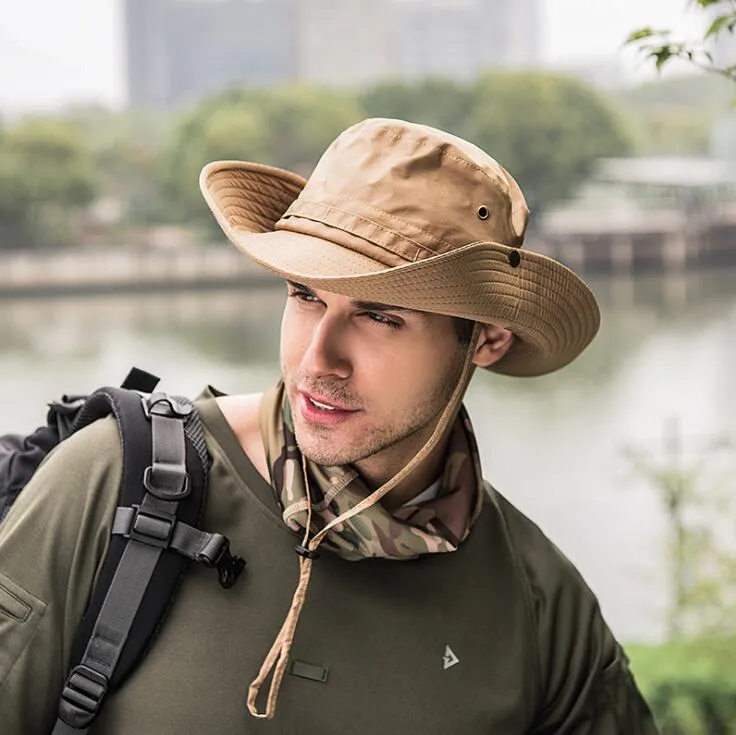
[0, 118, 659, 733]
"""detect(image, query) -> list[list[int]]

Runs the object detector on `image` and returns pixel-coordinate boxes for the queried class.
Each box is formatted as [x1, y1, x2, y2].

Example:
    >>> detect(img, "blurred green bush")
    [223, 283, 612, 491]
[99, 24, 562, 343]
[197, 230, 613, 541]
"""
[628, 638, 736, 734]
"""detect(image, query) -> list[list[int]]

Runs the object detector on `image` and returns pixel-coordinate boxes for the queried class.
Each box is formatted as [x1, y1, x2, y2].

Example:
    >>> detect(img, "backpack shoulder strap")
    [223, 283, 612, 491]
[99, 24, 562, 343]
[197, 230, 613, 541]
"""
[52, 388, 245, 734]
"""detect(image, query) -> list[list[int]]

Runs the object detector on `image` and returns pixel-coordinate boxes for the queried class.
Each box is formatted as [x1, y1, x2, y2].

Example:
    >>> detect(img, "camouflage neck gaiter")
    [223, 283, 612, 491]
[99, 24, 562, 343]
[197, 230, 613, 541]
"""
[259, 380, 485, 561]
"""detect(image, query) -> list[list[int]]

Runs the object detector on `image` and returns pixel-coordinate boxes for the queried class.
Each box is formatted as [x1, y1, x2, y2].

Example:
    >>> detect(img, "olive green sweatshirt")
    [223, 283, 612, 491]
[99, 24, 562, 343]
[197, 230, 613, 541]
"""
[0, 396, 658, 734]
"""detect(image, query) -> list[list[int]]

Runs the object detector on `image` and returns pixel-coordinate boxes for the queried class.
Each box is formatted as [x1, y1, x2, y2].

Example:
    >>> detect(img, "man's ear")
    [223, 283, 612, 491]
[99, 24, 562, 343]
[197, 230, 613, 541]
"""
[472, 323, 515, 368]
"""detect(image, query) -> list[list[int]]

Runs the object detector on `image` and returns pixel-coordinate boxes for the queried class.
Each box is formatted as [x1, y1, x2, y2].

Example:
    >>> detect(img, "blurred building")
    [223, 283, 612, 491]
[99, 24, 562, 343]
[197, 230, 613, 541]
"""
[125, 0, 299, 108]
[308, 0, 542, 84]
[482, 0, 541, 68]
[124, 0, 542, 108]
[298, 0, 396, 86]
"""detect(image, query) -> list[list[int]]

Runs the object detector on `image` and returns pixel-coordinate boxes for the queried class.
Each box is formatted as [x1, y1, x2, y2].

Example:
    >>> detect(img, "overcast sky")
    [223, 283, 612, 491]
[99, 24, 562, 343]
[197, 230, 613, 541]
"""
[0, 0, 705, 113]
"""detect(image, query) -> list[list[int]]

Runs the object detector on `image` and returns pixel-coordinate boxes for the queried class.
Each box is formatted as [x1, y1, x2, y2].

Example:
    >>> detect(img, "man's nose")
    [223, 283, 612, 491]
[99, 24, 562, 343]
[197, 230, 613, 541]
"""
[301, 316, 351, 379]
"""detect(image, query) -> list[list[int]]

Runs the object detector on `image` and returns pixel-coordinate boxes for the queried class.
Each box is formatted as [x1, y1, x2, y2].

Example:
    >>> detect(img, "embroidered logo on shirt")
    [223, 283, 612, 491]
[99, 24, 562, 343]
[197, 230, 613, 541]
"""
[443, 645, 460, 670]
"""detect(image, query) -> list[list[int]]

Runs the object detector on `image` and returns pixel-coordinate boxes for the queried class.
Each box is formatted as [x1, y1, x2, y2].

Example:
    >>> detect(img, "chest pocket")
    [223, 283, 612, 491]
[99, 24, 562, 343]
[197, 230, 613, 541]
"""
[0, 572, 48, 687]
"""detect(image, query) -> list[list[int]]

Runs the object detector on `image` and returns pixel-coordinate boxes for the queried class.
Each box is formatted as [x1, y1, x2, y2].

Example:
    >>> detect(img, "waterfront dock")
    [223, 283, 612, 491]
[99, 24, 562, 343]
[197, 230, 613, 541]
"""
[539, 201, 736, 274]
[1, 207, 735, 300]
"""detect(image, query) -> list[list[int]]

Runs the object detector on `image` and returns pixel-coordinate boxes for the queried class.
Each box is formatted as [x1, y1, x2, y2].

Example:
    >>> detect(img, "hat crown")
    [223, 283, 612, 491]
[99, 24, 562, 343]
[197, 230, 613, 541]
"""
[276, 118, 529, 266]
[198, 116, 600, 378]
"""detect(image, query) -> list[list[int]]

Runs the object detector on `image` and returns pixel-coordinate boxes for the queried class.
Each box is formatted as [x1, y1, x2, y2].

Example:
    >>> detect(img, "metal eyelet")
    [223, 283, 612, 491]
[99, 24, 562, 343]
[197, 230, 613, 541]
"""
[477, 205, 490, 220]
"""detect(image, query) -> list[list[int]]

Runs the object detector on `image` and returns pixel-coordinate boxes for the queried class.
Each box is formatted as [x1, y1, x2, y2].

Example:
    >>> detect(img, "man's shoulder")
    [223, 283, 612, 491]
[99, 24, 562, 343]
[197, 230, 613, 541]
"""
[47, 413, 123, 479]
[2, 415, 123, 525]
[213, 393, 262, 433]
[23, 413, 122, 483]
[483, 483, 597, 610]
[211, 392, 269, 481]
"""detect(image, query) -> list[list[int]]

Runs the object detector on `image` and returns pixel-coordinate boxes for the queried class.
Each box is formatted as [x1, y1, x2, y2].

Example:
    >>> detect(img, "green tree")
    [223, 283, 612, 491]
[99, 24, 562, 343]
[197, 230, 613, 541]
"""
[257, 85, 364, 175]
[627, 637, 736, 734]
[636, 108, 713, 155]
[465, 71, 634, 215]
[162, 73, 633, 231]
[63, 105, 174, 227]
[364, 72, 633, 216]
[625, 421, 736, 640]
[627, 0, 736, 83]
[360, 77, 474, 135]
[0, 117, 97, 249]
[161, 89, 269, 226]
[613, 74, 733, 155]
[623, 422, 736, 733]
[161, 85, 362, 230]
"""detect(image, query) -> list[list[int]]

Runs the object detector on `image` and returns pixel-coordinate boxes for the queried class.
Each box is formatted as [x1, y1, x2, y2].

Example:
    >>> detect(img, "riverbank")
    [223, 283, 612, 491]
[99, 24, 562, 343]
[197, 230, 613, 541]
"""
[2, 230, 736, 299]
[0, 246, 279, 299]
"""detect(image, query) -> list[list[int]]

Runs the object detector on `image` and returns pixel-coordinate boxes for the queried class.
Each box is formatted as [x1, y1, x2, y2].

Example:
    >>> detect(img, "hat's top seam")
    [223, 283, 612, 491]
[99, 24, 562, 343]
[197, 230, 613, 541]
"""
[440, 150, 510, 192]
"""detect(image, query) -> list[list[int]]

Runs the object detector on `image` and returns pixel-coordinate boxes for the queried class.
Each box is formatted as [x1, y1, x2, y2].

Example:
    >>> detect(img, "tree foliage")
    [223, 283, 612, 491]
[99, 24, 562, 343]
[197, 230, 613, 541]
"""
[362, 72, 634, 215]
[628, 638, 736, 734]
[0, 118, 98, 248]
[627, 0, 736, 83]
[613, 74, 734, 155]
[62, 105, 174, 226]
[360, 77, 475, 134]
[0, 71, 637, 245]
[466, 72, 633, 214]
[161, 85, 363, 228]
[162, 71, 632, 229]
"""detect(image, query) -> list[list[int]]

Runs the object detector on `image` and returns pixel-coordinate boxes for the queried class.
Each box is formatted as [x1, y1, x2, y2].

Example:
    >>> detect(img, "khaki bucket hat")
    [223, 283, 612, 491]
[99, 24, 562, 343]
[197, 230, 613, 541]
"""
[200, 117, 600, 377]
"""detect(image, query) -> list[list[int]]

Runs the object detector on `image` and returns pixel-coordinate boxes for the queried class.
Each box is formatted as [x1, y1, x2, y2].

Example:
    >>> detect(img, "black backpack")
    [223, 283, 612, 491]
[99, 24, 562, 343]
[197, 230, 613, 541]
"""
[0, 367, 246, 734]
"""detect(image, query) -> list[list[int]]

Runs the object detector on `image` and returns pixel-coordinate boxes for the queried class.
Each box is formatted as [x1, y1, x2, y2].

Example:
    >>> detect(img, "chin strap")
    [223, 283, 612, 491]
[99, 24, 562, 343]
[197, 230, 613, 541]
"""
[246, 323, 482, 719]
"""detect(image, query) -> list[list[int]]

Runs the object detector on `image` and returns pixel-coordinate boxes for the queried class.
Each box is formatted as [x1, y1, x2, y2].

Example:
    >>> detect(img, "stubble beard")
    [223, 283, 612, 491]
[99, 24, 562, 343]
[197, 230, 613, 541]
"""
[287, 346, 467, 468]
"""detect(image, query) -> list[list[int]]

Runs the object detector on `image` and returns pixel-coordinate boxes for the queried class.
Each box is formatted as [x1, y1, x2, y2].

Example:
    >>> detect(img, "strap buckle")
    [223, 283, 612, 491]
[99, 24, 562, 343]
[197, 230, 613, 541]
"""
[143, 464, 191, 501]
[142, 393, 194, 420]
[198, 534, 246, 589]
[58, 665, 108, 729]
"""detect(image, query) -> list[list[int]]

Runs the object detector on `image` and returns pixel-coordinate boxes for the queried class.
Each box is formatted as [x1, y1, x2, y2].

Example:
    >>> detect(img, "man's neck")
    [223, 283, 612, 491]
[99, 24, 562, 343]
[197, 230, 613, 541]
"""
[355, 429, 452, 511]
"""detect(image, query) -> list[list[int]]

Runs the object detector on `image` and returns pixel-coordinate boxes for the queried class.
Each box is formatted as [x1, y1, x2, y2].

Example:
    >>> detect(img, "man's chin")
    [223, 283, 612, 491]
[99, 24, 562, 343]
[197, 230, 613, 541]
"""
[299, 445, 353, 468]
[294, 427, 366, 467]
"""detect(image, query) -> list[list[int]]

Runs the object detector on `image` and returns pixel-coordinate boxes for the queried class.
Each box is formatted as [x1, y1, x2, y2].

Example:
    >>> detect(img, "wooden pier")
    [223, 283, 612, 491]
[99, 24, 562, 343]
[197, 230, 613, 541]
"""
[1, 209, 735, 300]
[537, 202, 736, 275]
[537, 156, 736, 275]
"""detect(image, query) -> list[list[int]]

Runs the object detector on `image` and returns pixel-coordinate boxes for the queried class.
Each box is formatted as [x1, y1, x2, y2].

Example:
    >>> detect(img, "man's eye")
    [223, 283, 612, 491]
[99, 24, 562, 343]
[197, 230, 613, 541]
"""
[288, 289, 318, 303]
[366, 312, 401, 329]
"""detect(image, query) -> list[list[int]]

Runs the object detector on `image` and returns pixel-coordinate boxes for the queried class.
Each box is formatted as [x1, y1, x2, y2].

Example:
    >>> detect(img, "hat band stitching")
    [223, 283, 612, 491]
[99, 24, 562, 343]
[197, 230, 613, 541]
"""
[282, 205, 439, 263]
[288, 194, 455, 253]
[278, 212, 417, 265]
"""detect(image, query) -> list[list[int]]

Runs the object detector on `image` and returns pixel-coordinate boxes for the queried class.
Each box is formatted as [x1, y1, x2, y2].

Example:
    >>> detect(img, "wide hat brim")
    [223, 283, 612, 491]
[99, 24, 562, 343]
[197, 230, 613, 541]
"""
[200, 161, 600, 378]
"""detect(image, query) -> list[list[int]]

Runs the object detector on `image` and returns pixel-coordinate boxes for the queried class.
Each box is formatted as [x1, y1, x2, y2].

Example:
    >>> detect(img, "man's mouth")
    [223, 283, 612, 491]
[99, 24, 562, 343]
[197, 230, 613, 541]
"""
[307, 396, 338, 411]
[298, 391, 361, 425]
[300, 391, 357, 412]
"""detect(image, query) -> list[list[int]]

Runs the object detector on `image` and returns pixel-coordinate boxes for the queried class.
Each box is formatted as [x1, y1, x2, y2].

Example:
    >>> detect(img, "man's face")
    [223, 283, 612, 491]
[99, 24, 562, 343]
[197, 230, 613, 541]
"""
[280, 281, 468, 470]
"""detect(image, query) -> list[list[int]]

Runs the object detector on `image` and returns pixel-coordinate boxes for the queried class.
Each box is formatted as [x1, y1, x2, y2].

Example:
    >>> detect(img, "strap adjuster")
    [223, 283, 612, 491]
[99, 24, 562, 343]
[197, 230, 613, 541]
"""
[294, 544, 320, 560]
[128, 504, 176, 548]
[58, 665, 108, 729]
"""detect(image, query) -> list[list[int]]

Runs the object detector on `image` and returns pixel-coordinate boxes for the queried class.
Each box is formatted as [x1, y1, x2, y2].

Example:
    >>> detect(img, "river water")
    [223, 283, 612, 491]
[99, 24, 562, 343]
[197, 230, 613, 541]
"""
[1, 269, 735, 644]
